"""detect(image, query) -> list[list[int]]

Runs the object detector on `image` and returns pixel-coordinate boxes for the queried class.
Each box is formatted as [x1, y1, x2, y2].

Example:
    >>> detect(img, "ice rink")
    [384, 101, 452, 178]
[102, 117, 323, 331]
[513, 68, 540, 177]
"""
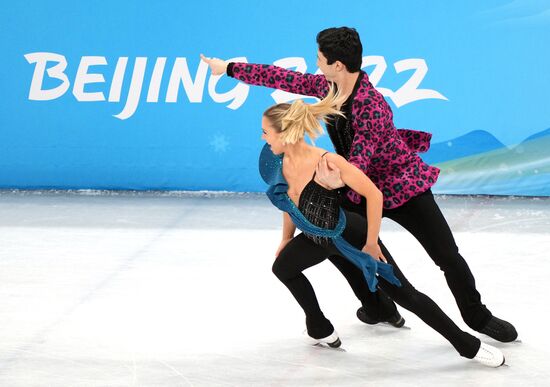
[1, 191, 549, 387]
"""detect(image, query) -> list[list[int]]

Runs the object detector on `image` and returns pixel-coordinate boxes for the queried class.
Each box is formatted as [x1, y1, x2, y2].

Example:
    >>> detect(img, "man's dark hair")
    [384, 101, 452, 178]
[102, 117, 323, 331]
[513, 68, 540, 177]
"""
[316, 27, 363, 73]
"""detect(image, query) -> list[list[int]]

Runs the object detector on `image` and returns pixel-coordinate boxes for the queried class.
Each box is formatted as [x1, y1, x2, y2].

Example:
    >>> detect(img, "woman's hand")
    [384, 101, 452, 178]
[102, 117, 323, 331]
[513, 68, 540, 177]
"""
[362, 243, 387, 263]
[275, 238, 293, 258]
[200, 54, 228, 75]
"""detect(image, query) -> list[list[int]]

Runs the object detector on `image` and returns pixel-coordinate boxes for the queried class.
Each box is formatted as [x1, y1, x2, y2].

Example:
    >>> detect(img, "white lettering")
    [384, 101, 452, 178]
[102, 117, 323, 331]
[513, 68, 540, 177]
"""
[24, 53, 449, 120]
[391, 58, 448, 107]
[147, 57, 167, 103]
[73, 56, 107, 102]
[114, 57, 147, 120]
[108, 57, 128, 102]
[361, 55, 393, 97]
[24, 52, 70, 100]
[166, 58, 208, 103]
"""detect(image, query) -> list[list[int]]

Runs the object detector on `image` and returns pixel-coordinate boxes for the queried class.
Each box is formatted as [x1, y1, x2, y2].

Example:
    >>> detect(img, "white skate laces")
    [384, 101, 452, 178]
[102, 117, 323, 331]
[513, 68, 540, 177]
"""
[473, 342, 505, 367]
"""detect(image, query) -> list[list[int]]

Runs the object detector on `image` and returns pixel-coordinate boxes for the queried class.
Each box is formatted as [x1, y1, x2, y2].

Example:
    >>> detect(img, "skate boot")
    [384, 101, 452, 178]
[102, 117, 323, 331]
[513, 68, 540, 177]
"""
[357, 306, 405, 328]
[479, 316, 518, 342]
[473, 343, 505, 367]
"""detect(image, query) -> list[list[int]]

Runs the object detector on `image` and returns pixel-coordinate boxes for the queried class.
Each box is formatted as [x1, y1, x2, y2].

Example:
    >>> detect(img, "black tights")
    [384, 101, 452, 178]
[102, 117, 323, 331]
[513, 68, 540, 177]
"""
[272, 209, 481, 358]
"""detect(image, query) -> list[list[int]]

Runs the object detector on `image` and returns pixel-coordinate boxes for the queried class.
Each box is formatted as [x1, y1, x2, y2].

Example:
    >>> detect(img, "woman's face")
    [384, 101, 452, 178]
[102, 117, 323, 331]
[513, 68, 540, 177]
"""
[261, 116, 285, 155]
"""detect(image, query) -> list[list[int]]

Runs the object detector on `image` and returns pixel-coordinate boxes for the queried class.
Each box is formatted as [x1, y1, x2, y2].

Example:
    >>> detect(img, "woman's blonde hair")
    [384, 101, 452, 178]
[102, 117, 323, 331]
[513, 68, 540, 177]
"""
[263, 86, 346, 144]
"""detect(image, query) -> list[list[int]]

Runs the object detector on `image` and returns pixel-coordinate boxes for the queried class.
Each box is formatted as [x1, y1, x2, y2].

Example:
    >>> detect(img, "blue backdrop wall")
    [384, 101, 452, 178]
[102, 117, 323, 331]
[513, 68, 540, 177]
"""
[1, 0, 549, 195]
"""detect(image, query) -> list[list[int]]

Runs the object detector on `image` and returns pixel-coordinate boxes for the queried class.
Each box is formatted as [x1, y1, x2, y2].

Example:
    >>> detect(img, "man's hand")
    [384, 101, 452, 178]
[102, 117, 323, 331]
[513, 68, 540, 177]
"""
[200, 54, 228, 75]
[315, 157, 345, 189]
[362, 243, 387, 263]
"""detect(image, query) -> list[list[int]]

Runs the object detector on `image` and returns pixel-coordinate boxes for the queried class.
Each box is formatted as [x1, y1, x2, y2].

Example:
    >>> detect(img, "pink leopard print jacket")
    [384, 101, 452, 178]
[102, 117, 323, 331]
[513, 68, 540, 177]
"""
[228, 62, 440, 209]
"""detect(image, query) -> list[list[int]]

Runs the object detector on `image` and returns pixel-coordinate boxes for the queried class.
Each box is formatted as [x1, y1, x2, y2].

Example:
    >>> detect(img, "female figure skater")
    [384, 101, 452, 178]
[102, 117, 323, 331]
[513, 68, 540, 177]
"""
[259, 88, 505, 367]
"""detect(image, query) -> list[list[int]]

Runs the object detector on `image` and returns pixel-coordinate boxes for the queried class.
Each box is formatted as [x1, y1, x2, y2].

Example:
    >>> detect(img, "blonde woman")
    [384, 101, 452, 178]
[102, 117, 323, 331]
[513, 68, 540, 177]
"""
[259, 89, 505, 367]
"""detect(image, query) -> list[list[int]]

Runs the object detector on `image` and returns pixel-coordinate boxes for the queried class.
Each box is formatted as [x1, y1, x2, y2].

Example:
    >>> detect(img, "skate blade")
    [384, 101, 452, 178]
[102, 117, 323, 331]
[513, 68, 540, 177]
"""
[381, 322, 411, 330]
[312, 343, 347, 352]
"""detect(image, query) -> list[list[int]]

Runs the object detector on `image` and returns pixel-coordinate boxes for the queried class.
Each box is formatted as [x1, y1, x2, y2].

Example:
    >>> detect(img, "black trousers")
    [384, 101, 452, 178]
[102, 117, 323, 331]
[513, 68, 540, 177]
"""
[346, 189, 492, 330]
[272, 209, 481, 358]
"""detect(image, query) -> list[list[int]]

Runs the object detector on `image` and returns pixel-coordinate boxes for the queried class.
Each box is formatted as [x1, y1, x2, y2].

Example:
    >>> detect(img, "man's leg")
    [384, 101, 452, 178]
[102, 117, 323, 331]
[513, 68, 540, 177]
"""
[328, 252, 404, 327]
[383, 190, 517, 341]
[327, 210, 404, 327]
[377, 252, 482, 359]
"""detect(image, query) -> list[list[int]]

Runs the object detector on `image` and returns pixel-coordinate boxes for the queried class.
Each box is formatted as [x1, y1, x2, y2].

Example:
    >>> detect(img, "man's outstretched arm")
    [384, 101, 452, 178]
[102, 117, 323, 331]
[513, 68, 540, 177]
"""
[201, 54, 329, 98]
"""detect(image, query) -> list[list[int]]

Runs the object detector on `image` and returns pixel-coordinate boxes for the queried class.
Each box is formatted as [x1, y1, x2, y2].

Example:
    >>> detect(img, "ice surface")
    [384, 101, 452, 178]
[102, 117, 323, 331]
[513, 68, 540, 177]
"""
[0, 191, 549, 386]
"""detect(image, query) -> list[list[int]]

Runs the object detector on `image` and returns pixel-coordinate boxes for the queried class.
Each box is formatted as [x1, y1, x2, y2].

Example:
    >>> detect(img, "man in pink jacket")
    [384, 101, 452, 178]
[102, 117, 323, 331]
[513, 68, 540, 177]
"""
[201, 27, 517, 342]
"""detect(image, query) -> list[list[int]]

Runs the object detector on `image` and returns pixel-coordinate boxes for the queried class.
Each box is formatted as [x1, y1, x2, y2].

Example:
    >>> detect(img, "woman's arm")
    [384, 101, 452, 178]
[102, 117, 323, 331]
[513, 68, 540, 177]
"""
[282, 212, 296, 240]
[275, 212, 296, 258]
[323, 153, 386, 262]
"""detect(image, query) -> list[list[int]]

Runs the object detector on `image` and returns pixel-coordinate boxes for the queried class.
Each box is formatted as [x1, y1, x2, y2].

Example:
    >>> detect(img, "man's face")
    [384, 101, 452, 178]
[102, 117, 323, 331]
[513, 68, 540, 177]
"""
[316, 50, 338, 81]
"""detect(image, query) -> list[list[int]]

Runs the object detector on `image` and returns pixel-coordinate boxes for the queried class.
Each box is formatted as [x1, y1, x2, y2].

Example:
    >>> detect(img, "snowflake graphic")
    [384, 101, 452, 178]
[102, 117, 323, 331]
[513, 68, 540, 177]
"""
[210, 133, 229, 153]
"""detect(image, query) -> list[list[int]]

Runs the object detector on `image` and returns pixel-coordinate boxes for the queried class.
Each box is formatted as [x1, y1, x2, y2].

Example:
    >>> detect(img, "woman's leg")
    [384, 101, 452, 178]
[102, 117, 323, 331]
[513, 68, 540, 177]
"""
[272, 233, 334, 339]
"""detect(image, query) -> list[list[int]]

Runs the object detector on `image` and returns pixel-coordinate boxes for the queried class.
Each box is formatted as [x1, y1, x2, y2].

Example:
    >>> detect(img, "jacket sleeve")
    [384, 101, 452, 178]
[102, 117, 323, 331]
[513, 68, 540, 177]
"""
[227, 62, 329, 99]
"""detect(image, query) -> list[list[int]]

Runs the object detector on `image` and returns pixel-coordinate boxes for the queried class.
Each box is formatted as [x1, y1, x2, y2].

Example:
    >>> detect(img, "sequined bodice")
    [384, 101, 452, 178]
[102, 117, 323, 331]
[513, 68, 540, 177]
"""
[298, 177, 339, 246]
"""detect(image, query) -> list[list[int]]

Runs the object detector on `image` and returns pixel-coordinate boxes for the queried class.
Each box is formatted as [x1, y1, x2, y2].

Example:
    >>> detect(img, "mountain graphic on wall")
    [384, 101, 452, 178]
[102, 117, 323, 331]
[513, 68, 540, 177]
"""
[520, 128, 550, 144]
[428, 128, 550, 196]
[422, 130, 507, 165]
